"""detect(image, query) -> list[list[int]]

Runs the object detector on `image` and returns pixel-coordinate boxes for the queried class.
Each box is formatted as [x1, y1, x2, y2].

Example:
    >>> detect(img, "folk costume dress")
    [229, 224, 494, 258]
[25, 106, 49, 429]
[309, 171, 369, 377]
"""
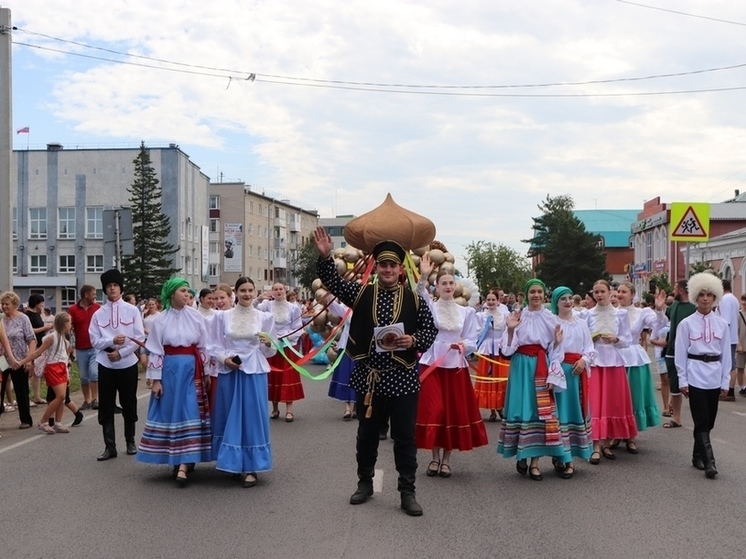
[209, 305, 276, 474]
[255, 299, 305, 403]
[137, 307, 213, 466]
[327, 300, 356, 403]
[619, 304, 666, 431]
[584, 305, 638, 441]
[198, 306, 219, 407]
[473, 305, 511, 412]
[553, 314, 595, 461]
[496, 308, 568, 461]
[415, 292, 488, 451]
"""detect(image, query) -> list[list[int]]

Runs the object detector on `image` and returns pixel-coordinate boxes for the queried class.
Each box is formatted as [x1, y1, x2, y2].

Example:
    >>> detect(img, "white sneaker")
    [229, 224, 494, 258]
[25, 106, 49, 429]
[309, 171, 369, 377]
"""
[53, 423, 70, 433]
[37, 423, 55, 435]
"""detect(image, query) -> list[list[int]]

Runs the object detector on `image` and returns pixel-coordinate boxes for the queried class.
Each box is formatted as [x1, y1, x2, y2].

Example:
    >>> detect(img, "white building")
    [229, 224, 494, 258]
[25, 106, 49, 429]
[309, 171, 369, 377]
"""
[11, 143, 210, 310]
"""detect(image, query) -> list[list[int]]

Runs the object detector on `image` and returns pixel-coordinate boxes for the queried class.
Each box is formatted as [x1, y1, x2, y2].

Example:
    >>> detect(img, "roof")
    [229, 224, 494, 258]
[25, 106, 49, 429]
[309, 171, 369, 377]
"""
[573, 209, 638, 248]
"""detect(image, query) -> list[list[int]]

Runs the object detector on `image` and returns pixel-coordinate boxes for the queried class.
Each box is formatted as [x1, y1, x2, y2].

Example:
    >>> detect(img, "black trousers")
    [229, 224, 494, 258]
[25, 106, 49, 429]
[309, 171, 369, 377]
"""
[1, 367, 33, 426]
[688, 386, 720, 437]
[355, 391, 418, 493]
[97, 363, 138, 426]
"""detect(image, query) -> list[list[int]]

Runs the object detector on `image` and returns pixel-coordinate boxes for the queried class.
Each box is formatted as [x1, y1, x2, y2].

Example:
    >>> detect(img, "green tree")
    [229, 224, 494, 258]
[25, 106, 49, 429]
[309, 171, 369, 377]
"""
[690, 261, 720, 277]
[647, 272, 672, 296]
[292, 237, 321, 290]
[121, 142, 179, 298]
[464, 240, 532, 295]
[524, 194, 610, 293]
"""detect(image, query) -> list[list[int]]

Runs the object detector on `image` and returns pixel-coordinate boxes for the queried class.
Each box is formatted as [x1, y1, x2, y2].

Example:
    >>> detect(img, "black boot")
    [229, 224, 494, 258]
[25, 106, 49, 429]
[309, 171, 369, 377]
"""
[400, 492, 423, 516]
[691, 440, 705, 470]
[97, 424, 117, 461]
[700, 432, 718, 479]
[125, 421, 137, 455]
[349, 480, 373, 505]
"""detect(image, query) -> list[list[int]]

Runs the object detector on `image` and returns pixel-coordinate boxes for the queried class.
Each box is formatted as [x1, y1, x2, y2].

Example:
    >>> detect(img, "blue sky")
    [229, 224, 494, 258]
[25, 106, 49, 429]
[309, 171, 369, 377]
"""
[7, 0, 746, 272]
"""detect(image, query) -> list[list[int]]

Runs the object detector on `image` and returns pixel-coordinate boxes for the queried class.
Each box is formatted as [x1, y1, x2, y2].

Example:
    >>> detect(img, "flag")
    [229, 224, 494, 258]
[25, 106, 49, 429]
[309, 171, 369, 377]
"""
[16, 127, 29, 134]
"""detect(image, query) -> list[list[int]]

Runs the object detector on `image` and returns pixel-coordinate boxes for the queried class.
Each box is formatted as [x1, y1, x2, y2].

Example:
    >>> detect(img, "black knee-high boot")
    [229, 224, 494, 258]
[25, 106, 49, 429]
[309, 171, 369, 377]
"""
[700, 432, 718, 479]
[125, 421, 137, 455]
[97, 424, 117, 461]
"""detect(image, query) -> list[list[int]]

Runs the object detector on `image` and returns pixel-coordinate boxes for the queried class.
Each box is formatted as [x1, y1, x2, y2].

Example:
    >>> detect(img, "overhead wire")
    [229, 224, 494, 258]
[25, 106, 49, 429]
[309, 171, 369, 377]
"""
[615, 0, 746, 27]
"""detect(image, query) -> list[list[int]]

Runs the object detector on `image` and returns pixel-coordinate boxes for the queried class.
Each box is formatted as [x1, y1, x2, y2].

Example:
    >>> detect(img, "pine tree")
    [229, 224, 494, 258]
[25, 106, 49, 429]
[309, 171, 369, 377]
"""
[121, 142, 179, 298]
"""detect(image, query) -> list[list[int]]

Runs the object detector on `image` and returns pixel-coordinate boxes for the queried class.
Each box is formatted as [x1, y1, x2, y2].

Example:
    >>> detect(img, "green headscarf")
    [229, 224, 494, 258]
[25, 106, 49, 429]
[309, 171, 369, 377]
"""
[524, 278, 547, 297]
[550, 286, 572, 316]
[161, 277, 190, 310]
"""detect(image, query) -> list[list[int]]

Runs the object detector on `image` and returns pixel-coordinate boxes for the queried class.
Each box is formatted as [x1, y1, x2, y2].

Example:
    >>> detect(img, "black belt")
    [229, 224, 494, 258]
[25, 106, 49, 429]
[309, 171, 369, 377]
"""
[687, 353, 721, 363]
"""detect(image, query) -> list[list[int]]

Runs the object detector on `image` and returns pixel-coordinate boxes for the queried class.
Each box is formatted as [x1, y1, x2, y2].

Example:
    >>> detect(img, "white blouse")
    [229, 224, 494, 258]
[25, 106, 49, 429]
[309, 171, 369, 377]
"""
[145, 306, 209, 381]
[584, 304, 632, 367]
[619, 305, 669, 367]
[209, 304, 277, 375]
[255, 299, 303, 345]
[475, 307, 509, 356]
[556, 315, 596, 377]
[418, 296, 478, 369]
[326, 300, 351, 348]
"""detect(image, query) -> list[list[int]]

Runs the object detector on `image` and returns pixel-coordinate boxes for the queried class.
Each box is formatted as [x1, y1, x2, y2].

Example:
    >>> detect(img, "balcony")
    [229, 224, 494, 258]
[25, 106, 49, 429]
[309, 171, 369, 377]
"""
[289, 217, 301, 232]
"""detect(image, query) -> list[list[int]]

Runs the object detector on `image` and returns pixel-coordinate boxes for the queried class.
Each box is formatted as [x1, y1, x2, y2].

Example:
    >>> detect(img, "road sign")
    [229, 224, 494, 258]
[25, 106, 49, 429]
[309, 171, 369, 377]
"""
[669, 202, 710, 241]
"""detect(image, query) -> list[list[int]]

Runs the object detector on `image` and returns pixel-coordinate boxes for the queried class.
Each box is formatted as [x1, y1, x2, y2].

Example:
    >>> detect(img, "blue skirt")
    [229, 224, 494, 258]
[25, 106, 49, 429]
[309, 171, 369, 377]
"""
[328, 353, 356, 402]
[212, 370, 272, 474]
[554, 364, 592, 460]
[626, 364, 661, 431]
[137, 354, 212, 466]
[497, 352, 569, 461]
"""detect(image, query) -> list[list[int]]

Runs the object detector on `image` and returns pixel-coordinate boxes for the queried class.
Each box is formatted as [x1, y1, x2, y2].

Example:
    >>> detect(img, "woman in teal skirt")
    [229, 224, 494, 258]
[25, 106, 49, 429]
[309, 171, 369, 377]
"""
[497, 278, 566, 481]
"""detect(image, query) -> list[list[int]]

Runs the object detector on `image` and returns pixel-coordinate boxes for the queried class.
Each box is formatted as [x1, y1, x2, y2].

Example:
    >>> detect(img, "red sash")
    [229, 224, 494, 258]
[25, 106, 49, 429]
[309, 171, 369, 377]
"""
[563, 352, 590, 421]
[164, 345, 209, 422]
[517, 344, 560, 445]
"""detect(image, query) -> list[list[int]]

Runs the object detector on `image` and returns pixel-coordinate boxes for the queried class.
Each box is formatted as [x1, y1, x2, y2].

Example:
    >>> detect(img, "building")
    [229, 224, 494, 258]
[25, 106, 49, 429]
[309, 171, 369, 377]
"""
[208, 182, 319, 295]
[319, 215, 356, 251]
[630, 195, 746, 296]
[11, 144, 210, 310]
[573, 209, 637, 284]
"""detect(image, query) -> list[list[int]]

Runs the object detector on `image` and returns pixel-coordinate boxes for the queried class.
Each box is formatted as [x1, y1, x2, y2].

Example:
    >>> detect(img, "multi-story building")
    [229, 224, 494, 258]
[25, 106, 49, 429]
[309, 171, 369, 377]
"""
[11, 143, 210, 310]
[319, 215, 356, 251]
[208, 182, 318, 295]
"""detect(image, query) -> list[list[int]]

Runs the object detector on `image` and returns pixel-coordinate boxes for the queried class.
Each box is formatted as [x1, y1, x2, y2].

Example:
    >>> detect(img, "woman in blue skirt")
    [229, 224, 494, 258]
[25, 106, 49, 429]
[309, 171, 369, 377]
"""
[137, 278, 213, 487]
[326, 299, 357, 419]
[209, 276, 277, 488]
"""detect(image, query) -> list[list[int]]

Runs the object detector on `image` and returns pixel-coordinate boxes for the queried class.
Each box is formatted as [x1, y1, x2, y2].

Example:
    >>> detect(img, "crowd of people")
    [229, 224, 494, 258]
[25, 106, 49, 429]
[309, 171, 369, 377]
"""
[0, 231, 740, 516]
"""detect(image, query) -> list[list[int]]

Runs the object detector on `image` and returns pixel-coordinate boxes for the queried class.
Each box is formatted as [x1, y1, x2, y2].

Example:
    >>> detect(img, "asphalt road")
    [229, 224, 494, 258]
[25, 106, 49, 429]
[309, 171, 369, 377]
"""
[1, 368, 744, 559]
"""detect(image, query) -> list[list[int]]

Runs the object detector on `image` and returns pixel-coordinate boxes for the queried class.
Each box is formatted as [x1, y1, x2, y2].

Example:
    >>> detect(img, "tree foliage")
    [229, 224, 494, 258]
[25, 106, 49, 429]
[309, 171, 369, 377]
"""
[524, 194, 610, 294]
[690, 261, 720, 277]
[292, 237, 321, 291]
[464, 241, 532, 295]
[121, 142, 179, 298]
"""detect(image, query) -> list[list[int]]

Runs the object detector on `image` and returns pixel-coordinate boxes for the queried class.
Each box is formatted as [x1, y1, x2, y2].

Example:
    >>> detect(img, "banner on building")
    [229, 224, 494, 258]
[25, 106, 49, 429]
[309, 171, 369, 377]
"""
[223, 223, 243, 273]
[201, 225, 210, 281]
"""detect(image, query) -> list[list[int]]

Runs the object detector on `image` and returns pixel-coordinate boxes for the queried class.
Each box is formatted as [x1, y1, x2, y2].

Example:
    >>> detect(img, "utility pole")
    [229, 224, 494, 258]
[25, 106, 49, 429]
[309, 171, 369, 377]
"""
[0, 8, 12, 290]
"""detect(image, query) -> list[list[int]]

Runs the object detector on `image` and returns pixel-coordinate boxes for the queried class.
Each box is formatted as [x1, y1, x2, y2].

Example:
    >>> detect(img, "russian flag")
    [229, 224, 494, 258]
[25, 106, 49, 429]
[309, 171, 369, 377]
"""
[16, 127, 29, 134]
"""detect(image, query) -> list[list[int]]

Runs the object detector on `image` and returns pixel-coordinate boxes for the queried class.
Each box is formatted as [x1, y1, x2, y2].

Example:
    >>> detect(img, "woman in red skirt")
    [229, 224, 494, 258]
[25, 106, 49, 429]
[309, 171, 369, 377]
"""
[255, 283, 304, 422]
[474, 288, 511, 421]
[415, 255, 488, 478]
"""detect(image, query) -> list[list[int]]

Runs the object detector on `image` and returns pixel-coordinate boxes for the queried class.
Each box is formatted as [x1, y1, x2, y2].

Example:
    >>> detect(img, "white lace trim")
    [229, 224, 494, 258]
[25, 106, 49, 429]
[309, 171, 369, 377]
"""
[271, 300, 290, 325]
[434, 299, 462, 332]
[621, 304, 640, 330]
[229, 305, 259, 339]
[591, 304, 617, 336]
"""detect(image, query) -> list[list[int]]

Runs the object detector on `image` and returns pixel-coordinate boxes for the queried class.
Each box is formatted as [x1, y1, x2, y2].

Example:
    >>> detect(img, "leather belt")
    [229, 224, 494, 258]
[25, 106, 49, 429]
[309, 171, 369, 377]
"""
[687, 353, 721, 363]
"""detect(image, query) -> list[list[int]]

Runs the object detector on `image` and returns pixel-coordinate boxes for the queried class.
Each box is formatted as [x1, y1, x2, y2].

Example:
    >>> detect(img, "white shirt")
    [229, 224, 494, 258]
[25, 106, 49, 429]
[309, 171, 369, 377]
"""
[556, 315, 596, 377]
[419, 297, 478, 369]
[618, 305, 668, 367]
[327, 300, 351, 348]
[209, 304, 277, 375]
[716, 292, 739, 346]
[255, 299, 303, 345]
[89, 298, 145, 369]
[584, 304, 632, 367]
[674, 310, 731, 390]
[145, 306, 209, 381]
[475, 307, 510, 356]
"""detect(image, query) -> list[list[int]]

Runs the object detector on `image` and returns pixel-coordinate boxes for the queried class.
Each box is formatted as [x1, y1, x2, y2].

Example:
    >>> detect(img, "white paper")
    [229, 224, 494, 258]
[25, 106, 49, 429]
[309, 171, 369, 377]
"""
[373, 322, 405, 352]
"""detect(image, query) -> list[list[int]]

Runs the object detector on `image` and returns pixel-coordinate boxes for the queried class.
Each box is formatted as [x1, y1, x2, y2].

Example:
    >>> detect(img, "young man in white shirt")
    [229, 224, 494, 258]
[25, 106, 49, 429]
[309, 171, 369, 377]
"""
[674, 272, 731, 479]
[89, 269, 145, 461]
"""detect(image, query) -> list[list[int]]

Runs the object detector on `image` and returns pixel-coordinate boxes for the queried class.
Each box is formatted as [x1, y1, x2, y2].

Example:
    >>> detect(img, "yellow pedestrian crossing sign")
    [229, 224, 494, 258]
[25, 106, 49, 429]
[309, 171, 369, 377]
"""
[669, 202, 710, 241]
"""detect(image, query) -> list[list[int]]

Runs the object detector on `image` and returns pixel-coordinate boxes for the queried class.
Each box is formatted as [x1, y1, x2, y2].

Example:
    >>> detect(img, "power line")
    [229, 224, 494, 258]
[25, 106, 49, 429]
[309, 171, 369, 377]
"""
[14, 26, 746, 93]
[616, 0, 746, 27]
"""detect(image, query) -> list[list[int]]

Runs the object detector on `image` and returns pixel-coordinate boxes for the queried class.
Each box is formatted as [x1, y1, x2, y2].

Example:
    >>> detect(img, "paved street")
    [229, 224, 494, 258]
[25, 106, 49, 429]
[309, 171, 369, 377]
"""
[1, 368, 744, 559]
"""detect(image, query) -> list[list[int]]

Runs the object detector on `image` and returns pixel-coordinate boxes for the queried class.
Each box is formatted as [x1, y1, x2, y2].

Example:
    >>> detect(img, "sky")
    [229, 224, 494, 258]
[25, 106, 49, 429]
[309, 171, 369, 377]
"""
[6, 0, 746, 274]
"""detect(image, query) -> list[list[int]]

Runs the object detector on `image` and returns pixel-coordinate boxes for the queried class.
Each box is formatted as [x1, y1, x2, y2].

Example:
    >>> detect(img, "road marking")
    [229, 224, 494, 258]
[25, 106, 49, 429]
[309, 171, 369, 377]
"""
[0, 390, 151, 455]
[373, 468, 383, 493]
[732, 411, 746, 417]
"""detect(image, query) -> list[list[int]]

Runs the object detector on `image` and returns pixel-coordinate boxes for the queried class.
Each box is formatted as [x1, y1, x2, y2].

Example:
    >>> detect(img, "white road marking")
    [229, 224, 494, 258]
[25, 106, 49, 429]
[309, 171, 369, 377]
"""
[732, 411, 746, 417]
[373, 468, 383, 493]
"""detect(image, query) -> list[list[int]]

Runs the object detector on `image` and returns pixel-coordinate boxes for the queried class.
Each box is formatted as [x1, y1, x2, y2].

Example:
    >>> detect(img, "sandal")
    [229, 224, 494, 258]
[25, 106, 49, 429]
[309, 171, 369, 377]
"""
[175, 466, 188, 488]
[589, 451, 601, 465]
[426, 460, 441, 477]
[488, 411, 497, 422]
[601, 446, 616, 460]
[552, 457, 565, 473]
[438, 463, 452, 478]
[529, 466, 543, 481]
[342, 411, 352, 421]
[626, 440, 639, 454]
[609, 439, 621, 449]
[559, 464, 575, 479]
[516, 459, 528, 476]
[270, 410, 280, 420]
[37, 423, 55, 435]
[285, 412, 294, 423]
[662, 410, 672, 418]
[243, 473, 257, 488]
[662, 421, 681, 428]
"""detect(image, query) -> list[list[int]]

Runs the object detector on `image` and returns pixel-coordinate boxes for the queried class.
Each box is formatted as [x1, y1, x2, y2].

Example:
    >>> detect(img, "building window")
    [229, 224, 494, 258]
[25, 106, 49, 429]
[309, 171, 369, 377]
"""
[248, 244, 253, 257]
[58, 255, 76, 273]
[86, 207, 103, 239]
[186, 258, 192, 275]
[210, 218, 219, 233]
[12, 207, 17, 239]
[210, 195, 220, 210]
[29, 208, 47, 239]
[12, 254, 17, 273]
[29, 254, 47, 273]
[209, 264, 218, 276]
[209, 241, 219, 254]
[62, 288, 76, 308]
[249, 201, 254, 213]
[248, 224, 254, 236]
[58, 207, 76, 239]
[188, 222, 193, 241]
[87, 254, 104, 272]
[646, 232, 653, 272]
[180, 221, 185, 240]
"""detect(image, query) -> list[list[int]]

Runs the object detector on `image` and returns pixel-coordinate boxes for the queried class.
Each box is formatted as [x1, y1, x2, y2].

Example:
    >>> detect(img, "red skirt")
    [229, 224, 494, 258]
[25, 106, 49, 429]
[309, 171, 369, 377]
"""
[415, 366, 488, 451]
[589, 365, 638, 441]
[267, 347, 305, 403]
[44, 362, 69, 388]
[473, 353, 509, 410]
